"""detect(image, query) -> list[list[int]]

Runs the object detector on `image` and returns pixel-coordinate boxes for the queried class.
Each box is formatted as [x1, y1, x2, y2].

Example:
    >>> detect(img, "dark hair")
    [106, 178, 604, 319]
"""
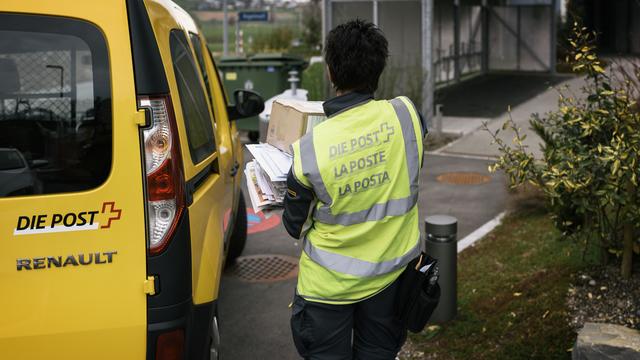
[325, 19, 389, 94]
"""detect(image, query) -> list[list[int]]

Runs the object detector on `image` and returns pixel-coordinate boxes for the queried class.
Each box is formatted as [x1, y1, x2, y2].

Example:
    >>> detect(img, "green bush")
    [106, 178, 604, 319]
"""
[486, 23, 640, 278]
[301, 62, 325, 101]
[300, 59, 428, 103]
[377, 60, 426, 110]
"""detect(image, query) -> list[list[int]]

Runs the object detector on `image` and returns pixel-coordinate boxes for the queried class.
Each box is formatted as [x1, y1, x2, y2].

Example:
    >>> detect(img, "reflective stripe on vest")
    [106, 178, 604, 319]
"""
[300, 97, 420, 226]
[303, 235, 421, 277]
[300, 133, 333, 206]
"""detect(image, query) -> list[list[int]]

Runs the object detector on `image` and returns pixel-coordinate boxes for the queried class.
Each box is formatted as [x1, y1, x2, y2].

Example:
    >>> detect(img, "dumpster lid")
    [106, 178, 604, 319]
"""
[250, 53, 305, 63]
[218, 55, 249, 63]
[216, 53, 308, 69]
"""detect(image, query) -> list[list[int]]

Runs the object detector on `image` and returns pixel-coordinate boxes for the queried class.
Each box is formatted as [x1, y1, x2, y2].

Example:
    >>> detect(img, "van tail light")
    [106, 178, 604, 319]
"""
[156, 328, 185, 360]
[139, 96, 185, 255]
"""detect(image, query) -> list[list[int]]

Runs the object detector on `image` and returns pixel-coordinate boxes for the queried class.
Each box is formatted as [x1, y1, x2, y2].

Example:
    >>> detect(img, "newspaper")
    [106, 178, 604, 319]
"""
[246, 143, 292, 181]
[244, 143, 293, 213]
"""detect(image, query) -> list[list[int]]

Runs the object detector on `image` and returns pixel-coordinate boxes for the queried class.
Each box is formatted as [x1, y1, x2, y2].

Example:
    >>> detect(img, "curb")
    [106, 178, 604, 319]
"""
[457, 211, 507, 253]
[425, 151, 497, 161]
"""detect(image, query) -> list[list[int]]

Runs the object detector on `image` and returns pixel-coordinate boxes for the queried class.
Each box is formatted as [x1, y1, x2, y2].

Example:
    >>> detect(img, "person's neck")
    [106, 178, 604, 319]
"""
[335, 89, 353, 96]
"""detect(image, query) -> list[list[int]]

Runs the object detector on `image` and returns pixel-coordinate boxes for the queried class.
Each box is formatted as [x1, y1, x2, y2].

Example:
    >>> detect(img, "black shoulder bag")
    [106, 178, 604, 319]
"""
[395, 252, 441, 333]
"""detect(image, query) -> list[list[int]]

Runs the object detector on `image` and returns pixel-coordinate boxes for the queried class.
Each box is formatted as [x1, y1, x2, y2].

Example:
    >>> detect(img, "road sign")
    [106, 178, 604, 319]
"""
[238, 11, 270, 22]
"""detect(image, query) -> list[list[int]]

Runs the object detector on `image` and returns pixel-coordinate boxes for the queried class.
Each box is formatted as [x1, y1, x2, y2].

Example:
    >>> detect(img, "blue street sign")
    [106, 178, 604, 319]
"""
[238, 11, 270, 22]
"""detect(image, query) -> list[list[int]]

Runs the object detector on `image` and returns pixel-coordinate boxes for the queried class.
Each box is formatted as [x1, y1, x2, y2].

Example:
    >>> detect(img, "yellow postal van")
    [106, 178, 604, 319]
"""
[0, 0, 263, 358]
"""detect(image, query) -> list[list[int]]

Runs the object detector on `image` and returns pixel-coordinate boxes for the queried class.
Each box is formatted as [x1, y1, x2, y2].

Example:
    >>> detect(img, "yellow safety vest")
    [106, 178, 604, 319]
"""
[291, 96, 423, 304]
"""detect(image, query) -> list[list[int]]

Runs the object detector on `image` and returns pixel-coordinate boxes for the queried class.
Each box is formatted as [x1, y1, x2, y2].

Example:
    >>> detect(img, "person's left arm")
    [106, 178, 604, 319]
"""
[282, 169, 316, 239]
[417, 109, 428, 169]
[418, 112, 428, 139]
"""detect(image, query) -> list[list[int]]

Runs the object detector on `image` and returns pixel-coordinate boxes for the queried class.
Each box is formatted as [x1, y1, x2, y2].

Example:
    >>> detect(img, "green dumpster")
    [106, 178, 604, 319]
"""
[217, 53, 308, 140]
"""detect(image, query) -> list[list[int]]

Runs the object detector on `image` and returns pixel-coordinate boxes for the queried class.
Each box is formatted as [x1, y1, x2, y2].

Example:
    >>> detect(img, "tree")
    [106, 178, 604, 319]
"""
[486, 23, 640, 278]
[302, 0, 322, 51]
[172, 0, 199, 11]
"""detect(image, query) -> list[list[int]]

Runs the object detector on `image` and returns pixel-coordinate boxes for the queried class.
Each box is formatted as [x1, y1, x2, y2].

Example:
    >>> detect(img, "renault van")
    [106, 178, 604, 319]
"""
[0, 0, 263, 358]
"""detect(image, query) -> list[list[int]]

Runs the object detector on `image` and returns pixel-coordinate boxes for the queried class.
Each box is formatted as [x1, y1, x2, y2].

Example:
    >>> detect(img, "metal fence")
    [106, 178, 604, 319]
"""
[0, 49, 93, 122]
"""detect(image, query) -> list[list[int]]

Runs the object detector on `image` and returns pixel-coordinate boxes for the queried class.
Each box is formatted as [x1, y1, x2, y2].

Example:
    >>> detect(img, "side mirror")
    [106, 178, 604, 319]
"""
[29, 159, 49, 169]
[228, 90, 265, 121]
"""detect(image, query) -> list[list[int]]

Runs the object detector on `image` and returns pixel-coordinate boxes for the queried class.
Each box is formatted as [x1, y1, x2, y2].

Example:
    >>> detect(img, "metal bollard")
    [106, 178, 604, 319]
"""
[288, 70, 300, 95]
[424, 215, 457, 323]
[434, 104, 444, 135]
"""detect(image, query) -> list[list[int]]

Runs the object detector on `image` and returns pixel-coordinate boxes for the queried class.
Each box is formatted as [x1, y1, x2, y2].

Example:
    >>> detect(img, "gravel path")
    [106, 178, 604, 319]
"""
[567, 265, 640, 331]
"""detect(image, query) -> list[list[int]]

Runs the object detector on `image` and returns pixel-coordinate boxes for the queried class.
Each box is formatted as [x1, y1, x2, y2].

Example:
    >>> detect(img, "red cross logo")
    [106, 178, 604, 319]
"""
[101, 202, 122, 229]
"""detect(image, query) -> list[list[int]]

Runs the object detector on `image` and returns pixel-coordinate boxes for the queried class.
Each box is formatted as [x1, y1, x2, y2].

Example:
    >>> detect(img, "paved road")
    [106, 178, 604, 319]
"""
[437, 73, 567, 119]
[439, 74, 582, 159]
[218, 152, 508, 359]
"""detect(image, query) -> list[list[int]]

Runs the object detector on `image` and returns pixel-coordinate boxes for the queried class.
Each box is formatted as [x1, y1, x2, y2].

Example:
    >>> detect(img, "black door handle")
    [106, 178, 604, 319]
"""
[230, 161, 240, 177]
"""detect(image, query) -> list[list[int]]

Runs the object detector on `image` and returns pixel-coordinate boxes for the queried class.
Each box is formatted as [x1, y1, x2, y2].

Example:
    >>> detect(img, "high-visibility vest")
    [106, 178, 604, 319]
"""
[291, 96, 423, 304]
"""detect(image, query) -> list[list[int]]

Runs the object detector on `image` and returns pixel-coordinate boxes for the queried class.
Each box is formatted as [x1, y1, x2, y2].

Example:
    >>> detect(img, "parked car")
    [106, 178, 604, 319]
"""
[0, 148, 45, 196]
[0, 0, 263, 358]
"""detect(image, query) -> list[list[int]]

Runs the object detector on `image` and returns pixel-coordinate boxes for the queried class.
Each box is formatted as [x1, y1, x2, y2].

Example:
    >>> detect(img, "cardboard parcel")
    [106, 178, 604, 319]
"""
[266, 99, 325, 155]
[244, 99, 326, 213]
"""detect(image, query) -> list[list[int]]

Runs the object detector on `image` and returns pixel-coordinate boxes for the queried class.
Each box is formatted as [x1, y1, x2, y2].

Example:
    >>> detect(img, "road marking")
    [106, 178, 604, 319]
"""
[425, 150, 497, 162]
[247, 208, 281, 234]
[457, 211, 507, 253]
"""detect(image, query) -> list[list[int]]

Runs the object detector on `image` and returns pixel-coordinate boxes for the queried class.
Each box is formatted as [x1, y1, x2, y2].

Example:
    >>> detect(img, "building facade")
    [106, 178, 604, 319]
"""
[323, 0, 559, 119]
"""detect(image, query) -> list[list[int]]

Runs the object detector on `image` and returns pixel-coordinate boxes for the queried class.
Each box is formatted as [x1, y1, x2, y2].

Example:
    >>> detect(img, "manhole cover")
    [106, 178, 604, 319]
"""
[436, 172, 491, 185]
[230, 254, 298, 283]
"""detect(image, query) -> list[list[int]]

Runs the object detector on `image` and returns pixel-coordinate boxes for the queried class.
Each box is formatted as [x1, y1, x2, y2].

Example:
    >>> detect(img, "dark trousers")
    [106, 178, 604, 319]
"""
[290, 276, 407, 360]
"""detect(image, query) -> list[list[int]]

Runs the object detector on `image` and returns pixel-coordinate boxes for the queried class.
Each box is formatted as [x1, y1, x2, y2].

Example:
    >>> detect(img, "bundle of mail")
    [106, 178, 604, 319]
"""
[244, 143, 291, 213]
[244, 99, 326, 214]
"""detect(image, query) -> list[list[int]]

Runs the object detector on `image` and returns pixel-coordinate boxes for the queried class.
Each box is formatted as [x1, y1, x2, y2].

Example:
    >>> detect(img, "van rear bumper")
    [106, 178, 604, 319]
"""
[146, 210, 215, 359]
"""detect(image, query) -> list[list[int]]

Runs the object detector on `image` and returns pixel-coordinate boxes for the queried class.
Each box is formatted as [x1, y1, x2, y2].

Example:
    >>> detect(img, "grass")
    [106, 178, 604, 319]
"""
[196, 9, 315, 57]
[203, 21, 321, 59]
[405, 200, 599, 359]
[203, 22, 289, 54]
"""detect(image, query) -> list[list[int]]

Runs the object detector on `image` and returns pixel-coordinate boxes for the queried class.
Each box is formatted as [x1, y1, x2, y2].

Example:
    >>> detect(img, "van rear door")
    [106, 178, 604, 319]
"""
[0, 4, 147, 359]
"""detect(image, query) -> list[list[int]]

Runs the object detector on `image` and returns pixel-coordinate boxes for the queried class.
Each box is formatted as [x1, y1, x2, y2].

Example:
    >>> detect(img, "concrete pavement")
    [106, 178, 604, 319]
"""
[437, 73, 568, 119]
[437, 116, 486, 136]
[437, 77, 584, 158]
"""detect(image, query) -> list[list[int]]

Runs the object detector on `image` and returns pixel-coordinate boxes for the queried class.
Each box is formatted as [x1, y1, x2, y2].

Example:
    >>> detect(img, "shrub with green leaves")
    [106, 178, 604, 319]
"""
[301, 62, 324, 101]
[377, 60, 426, 111]
[486, 23, 640, 278]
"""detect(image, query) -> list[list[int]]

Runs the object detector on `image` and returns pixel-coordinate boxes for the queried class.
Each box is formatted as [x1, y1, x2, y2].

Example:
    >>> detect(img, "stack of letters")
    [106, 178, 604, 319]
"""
[244, 143, 292, 213]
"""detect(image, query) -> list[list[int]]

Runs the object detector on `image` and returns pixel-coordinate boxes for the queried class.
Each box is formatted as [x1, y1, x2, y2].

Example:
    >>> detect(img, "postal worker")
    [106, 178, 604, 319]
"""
[283, 19, 427, 360]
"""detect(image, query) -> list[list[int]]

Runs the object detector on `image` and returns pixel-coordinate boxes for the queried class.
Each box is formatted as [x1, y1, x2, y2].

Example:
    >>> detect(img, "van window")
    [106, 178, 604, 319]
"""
[209, 50, 231, 104]
[170, 30, 216, 164]
[0, 14, 111, 198]
[189, 33, 214, 118]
